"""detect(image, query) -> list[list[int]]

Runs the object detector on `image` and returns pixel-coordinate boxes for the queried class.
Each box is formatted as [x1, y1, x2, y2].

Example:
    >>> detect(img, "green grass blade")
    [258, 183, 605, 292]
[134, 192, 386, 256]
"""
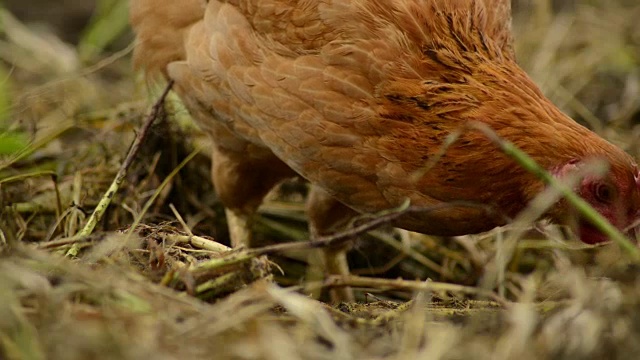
[77, 0, 129, 61]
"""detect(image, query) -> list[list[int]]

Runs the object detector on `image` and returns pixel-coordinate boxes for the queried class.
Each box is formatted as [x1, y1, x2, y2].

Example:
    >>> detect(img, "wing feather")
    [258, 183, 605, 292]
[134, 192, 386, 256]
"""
[132, 0, 524, 231]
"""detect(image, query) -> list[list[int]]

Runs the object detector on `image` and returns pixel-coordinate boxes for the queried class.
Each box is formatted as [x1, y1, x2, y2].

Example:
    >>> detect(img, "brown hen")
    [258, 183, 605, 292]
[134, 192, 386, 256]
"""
[130, 0, 640, 300]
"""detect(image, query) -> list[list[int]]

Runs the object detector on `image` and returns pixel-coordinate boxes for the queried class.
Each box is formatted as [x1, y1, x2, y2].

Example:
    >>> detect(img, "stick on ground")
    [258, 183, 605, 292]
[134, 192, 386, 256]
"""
[66, 81, 174, 256]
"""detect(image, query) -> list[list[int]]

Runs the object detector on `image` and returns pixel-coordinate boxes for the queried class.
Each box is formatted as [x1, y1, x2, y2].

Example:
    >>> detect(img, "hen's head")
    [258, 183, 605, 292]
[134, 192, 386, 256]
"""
[554, 156, 640, 244]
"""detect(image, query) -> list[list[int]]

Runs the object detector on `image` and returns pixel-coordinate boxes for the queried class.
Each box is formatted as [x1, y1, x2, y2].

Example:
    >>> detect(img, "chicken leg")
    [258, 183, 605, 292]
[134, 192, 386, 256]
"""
[306, 186, 358, 303]
[216, 146, 358, 303]
[210, 144, 295, 248]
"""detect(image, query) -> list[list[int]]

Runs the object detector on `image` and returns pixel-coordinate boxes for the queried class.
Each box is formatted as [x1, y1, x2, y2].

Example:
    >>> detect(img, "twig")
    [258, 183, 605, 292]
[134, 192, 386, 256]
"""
[36, 233, 100, 249]
[165, 233, 231, 253]
[0, 170, 56, 184]
[66, 80, 174, 256]
[52, 172, 62, 222]
[247, 200, 498, 257]
[166, 204, 231, 252]
[321, 275, 507, 305]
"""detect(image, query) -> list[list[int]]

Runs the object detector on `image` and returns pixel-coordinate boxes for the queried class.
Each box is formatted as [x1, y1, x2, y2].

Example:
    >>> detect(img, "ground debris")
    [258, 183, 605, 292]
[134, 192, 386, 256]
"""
[2, 0, 640, 359]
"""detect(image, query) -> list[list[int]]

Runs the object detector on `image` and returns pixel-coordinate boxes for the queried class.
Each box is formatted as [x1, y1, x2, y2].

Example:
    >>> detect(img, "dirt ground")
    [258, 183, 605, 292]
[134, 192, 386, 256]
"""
[2, 1, 640, 359]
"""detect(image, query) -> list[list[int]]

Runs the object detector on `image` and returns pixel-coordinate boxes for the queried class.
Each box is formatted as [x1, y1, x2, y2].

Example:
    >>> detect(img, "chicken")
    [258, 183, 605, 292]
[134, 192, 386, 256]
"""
[130, 0, 640, 298]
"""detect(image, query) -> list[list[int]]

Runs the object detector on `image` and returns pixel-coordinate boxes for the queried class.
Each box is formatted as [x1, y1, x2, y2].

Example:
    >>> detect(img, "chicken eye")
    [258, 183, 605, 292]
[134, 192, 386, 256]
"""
[594, 183, 615, 204]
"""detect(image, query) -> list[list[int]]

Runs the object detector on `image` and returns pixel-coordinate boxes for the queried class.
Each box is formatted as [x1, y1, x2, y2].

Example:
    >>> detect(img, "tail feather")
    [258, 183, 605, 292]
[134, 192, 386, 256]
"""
[129, 0, 205, 77]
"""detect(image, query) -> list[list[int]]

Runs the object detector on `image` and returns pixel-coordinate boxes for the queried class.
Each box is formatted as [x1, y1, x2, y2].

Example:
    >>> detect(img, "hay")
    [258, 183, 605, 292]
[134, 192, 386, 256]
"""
[2, 1, 640, 359]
